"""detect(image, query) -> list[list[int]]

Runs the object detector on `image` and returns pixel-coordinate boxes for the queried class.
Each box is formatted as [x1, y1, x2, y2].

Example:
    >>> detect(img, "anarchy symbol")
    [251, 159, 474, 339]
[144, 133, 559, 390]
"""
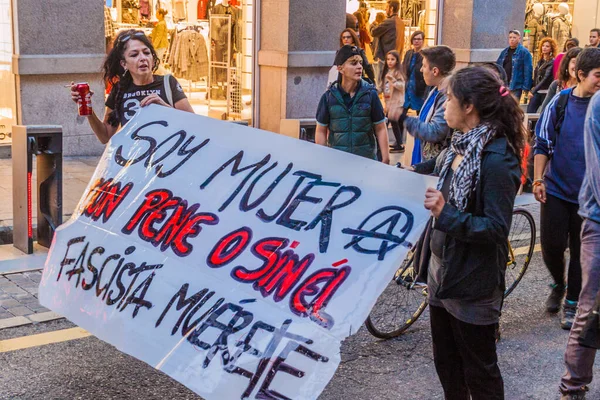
[341, 206, 414, 261]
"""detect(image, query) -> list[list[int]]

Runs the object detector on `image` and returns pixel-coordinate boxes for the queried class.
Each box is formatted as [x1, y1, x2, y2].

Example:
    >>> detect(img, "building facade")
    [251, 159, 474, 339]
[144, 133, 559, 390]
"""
[5, 0, 594, 156]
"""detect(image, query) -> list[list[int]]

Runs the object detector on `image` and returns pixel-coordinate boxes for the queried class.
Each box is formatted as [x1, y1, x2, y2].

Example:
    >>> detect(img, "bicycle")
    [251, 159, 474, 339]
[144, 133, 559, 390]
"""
[365, 207, 536, 339]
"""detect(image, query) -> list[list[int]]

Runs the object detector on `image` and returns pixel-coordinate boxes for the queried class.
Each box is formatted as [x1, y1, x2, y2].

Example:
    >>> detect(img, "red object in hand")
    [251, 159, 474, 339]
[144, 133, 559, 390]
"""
[76, 82, 92, 116]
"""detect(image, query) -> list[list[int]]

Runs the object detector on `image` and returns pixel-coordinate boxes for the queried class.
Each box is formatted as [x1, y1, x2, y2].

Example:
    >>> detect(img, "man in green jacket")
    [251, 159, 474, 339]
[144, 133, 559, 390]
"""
[315, 45, 390, 164]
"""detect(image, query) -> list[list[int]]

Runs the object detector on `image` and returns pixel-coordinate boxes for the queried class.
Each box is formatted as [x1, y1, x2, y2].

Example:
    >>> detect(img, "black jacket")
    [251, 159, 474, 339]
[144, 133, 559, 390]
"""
[402, 49, 427, 98]
[414, 136, 521, 300]
[532, 57, 555, 94]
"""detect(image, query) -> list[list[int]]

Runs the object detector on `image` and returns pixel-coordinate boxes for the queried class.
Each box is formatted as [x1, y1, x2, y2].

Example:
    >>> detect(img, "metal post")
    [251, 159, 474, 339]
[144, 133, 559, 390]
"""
[12, 125, 63, 254]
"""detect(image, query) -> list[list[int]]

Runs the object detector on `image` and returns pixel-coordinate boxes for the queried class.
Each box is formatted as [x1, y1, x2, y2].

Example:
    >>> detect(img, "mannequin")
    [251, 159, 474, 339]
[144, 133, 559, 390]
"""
[526, 3, 545, 62]
[552, 3, 572, 51]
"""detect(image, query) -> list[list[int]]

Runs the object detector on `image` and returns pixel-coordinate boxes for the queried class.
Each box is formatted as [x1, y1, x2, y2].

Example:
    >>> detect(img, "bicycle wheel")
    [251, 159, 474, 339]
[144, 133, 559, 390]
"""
[365, 251, 429, 339]
[504, 208, 536, 298]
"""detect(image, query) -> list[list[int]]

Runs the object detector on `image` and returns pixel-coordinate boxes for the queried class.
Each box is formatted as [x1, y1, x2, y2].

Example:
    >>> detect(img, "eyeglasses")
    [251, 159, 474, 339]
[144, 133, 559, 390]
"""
[119, 31, 146, 43]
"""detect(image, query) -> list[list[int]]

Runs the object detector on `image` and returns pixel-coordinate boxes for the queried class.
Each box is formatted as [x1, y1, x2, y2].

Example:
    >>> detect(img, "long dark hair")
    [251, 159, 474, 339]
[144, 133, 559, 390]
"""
[339, 28, 360, 48]
[381, 50, 405, 82]
[447, 66, 525, 164]
[558, 47, 582, 87]
[103, 30, 160, 127]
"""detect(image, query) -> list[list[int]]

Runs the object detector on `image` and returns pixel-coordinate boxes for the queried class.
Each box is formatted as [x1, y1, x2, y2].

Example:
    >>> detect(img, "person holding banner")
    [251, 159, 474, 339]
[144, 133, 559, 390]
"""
[420, 66, 524, 399]
[70, 29, 194, 144]
[315, 45, 390, 164]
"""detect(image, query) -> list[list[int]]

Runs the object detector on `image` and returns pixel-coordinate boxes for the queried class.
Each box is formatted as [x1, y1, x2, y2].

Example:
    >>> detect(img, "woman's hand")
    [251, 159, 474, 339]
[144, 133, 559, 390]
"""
[70, 82, 94, 105]
[385, 74, 393, 81]
[528, 91, 534, 100]
[424, 187, 445, 218]
[140, 93, 170, 108]
[533, 182, 546, 203]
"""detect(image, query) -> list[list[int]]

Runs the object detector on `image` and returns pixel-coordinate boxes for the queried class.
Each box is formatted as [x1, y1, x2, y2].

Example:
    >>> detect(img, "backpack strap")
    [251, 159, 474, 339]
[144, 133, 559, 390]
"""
[163, 74, 174, 107]
[554, 90, 569, 134]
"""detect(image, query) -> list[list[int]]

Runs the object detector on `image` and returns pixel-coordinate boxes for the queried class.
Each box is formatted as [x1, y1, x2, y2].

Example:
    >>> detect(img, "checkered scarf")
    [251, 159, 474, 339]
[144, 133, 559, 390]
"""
[437, 124, 496, 212]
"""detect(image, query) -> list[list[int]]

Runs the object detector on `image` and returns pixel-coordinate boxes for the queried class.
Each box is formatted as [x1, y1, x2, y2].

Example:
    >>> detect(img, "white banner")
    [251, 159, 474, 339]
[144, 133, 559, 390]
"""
[39, 105, 435, 399]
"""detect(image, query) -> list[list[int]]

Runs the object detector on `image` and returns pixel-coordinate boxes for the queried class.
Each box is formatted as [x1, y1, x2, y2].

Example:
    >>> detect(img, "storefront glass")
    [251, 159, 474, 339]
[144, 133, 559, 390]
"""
[524, 0, 600, 63]
[0, 0, 15, 145]
[105, 0, 254, 125]
[345, 0, 438, 57]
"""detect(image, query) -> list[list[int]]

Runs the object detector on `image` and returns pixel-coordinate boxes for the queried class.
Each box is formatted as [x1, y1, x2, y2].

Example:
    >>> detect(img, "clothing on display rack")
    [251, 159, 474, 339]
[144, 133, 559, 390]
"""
[211, 3, 241, 54]
[552, 15, 571, 51]
[169, 28, 209, 82]
[198, 0, 215, 20]
[122, 0, 140, 24]
[140, 0, 151, 18]
[174, 0, 187, 21]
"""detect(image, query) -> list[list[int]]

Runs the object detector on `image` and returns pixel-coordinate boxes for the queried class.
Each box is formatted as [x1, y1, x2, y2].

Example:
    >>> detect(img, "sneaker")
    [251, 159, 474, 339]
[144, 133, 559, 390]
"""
[561, 300, 578, 330]
[389, 145, 405, 153]
[546, 284, 566, 313]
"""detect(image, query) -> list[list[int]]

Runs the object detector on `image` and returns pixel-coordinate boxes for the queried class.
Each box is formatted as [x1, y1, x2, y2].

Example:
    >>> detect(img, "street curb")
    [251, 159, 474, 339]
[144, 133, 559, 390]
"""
[0, 312, 64, 330]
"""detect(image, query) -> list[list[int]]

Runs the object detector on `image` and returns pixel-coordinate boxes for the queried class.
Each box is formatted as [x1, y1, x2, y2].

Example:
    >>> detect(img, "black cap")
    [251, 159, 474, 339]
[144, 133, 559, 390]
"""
[334, 45, 361, 66]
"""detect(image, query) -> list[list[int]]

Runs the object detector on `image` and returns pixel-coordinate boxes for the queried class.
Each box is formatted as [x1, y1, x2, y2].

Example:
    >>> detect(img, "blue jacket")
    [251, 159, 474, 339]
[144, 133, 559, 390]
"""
[496, 44, 533, 91]
[535, 88, 590, 204]
[579, 91, 600, 224]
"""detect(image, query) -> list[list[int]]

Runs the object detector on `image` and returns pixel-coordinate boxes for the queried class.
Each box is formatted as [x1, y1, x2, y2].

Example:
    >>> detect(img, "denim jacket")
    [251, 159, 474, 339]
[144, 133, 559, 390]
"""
[496, 44, 533, 91]
[579, 91, 600, 224]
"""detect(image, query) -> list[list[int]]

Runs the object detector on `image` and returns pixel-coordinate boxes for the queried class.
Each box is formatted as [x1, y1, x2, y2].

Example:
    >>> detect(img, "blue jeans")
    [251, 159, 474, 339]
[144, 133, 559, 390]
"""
[560, 219, 600, 394]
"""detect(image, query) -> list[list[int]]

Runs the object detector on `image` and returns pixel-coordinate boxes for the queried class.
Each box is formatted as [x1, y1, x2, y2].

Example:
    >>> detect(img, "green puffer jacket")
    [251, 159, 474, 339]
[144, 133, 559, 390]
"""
[326, 80, 378, 159]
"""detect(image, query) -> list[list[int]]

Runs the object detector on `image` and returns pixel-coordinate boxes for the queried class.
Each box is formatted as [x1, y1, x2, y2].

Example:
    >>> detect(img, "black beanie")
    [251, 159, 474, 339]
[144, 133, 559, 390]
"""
[334, 45, 361, 66]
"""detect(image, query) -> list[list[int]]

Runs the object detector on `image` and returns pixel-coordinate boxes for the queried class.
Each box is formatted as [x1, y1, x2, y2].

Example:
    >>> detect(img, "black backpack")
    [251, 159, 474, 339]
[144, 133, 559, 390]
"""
[553, 90, 570, 134]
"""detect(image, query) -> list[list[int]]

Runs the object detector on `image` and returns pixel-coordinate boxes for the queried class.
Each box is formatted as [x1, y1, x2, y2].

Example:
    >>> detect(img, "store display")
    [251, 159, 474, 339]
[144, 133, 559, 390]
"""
[524, 0, 573, 62]
[169, 27, 209, 81]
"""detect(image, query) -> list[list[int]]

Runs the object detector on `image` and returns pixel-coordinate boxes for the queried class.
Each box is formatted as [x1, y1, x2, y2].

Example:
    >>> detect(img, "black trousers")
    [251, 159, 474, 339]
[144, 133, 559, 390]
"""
[540, 193, 583, 302]
[390, 119, 405, 147]
[430, 305, 504, 400]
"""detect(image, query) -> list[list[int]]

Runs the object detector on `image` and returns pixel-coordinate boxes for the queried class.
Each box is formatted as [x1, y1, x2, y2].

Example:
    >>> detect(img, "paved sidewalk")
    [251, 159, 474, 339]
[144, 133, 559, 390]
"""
[0, 156, 101, 244]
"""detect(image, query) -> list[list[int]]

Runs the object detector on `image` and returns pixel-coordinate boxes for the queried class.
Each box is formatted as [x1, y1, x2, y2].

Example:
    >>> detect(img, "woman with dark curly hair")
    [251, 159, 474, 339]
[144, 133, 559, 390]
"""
[70, 29, 193, 144]
[420, 66, 524, 399]
[527, 37, 558, 112]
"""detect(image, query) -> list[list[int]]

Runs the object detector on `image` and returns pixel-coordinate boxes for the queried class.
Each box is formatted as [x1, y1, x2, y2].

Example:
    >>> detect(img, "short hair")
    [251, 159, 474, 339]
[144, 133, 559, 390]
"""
[410, 30, 425, 43]
[509, 29, 521, 36]
[388, 0, 400, 13]
[421, 45, 456, 76]
[590, 28, 600, 36]
[558, 47, 582, 84]
[538, 37, 558, 58]
[575, 47, 600, 82]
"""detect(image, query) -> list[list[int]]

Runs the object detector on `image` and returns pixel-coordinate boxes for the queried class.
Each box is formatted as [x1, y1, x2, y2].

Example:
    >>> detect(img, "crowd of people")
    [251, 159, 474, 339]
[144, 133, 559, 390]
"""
[70, 1, 600, 398]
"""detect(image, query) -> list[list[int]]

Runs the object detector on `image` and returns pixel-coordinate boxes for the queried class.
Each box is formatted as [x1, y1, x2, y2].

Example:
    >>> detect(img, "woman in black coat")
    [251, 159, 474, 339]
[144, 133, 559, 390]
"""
[420, 66, 524, 399]
[527, 37, 558, 113]
[402, 31, 427, 114]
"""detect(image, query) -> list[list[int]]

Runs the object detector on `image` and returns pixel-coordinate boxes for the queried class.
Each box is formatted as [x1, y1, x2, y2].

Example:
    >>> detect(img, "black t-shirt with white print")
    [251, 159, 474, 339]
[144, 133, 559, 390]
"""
[105, 74, 187, 127]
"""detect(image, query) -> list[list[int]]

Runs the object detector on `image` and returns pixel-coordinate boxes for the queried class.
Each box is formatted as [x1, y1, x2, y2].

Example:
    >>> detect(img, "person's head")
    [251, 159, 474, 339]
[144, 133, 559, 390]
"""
[564, 37, 579, 52]
[574, 47, 600, 96]
[386, 50, 401, 70]
[340, 28, 359, 47]
[558, 47, 582, 86]
[538, 37, 558, 59]
[335, 45, 363, 82]
[354, 11, 366, 29]
[420, 45, 456, 87]
[410, 30, 425, 52]
[386, 0, 399, 16]
[476, 62, 508, 85]
[508, 30, 521, 48]
[103, 30, 159, 126]
[589, 29, 600, 46]
[157, 8, 167, 21]
[374, 12, 385, 25]
[444, 66, 525, 161]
